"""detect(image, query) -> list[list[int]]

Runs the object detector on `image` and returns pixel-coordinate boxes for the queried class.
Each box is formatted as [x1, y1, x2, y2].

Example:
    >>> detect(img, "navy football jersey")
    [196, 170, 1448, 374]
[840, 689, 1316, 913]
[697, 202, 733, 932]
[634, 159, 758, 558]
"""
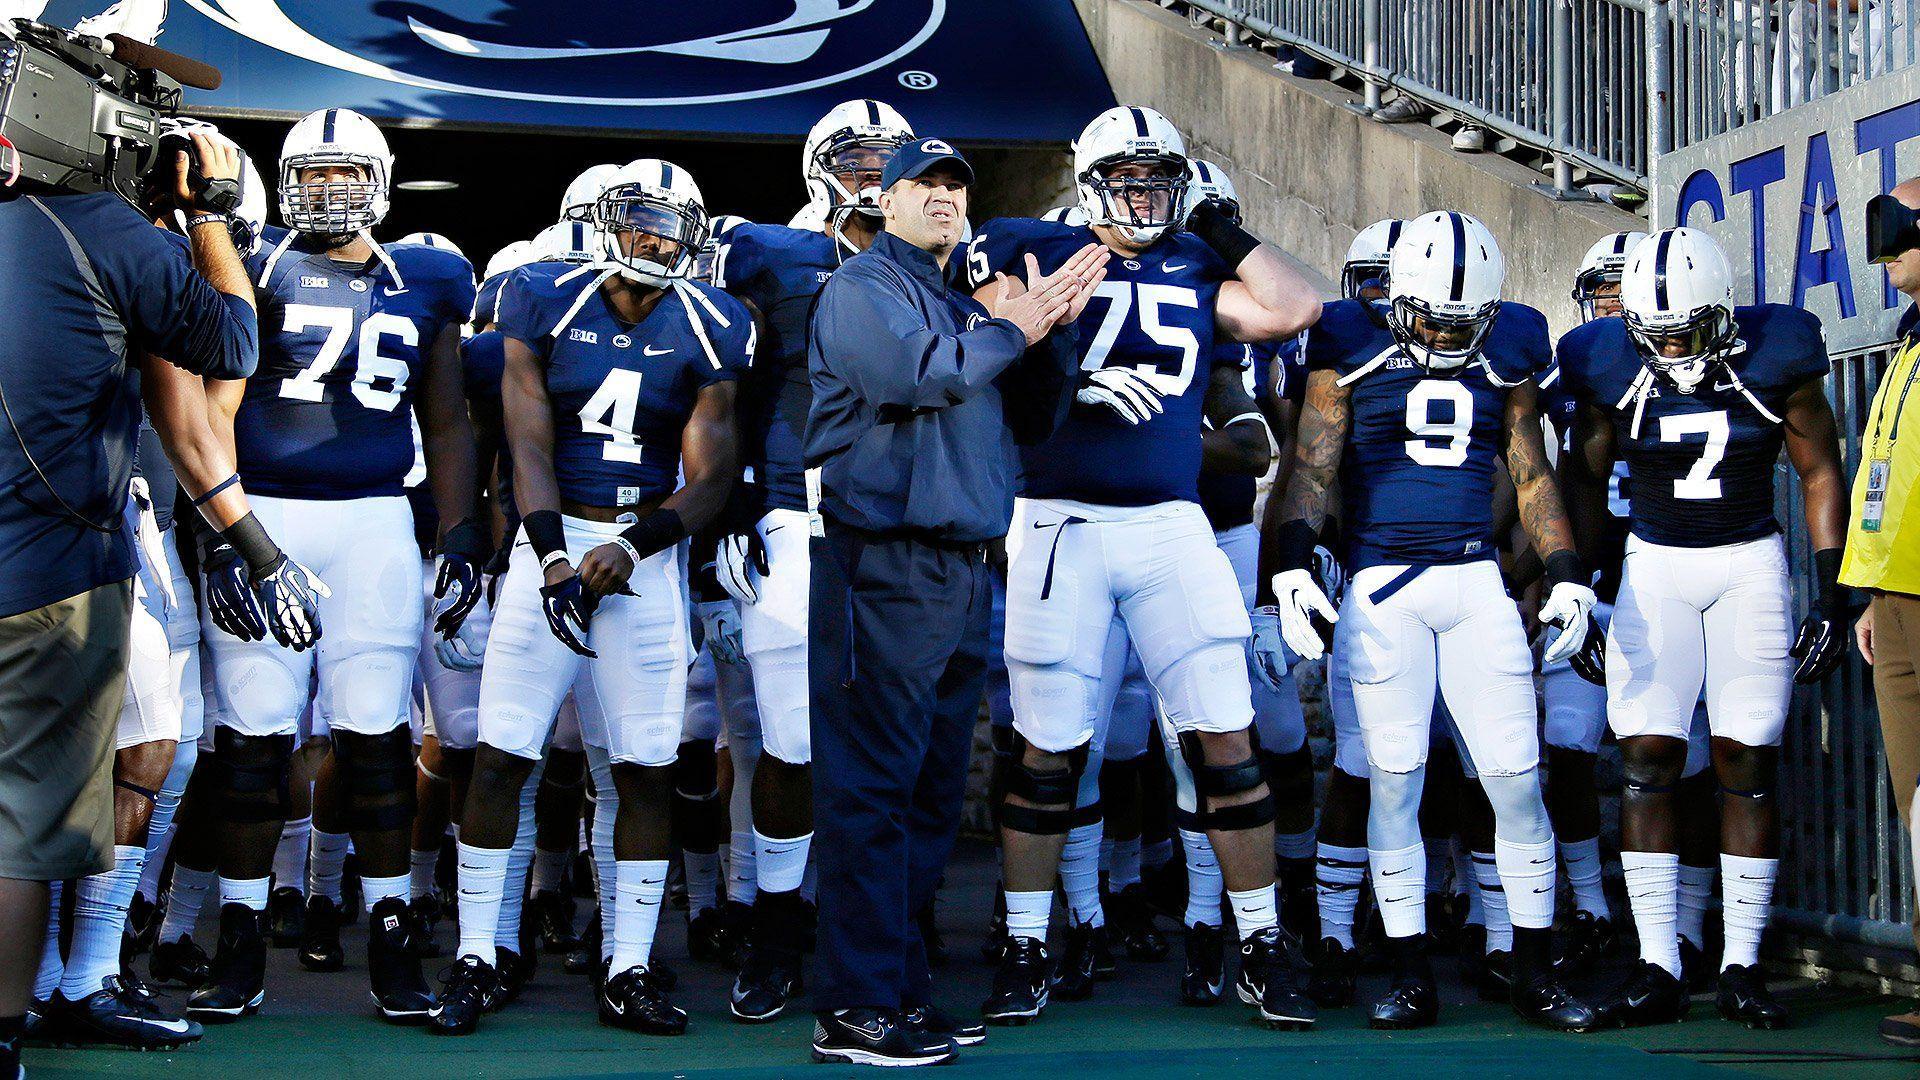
[1196, 340, 1285, 532]
[498, 264, 753, 508]
[1555, 304, 1827, 549]
[969, 217, 1234, 506]
[1308, 298, 1553, 569]
[713, 223, 844, 512]
[237, 230, 477, 499]
[475, 270, 513, 329]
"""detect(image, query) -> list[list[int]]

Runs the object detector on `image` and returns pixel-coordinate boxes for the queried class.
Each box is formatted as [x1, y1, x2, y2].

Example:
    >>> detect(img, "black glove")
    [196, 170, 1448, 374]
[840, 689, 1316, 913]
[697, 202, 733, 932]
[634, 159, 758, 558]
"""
[1569, 615, 1607, 686]
[1183, 196, 1260, 267]
[432, 519, 489, 639]
[484, 539, 513, 607]
[203, 540, 267, 642]
[540, 574, 599, 659]
[251, 553, 328, 652]
[1791, 548, 1848, 684]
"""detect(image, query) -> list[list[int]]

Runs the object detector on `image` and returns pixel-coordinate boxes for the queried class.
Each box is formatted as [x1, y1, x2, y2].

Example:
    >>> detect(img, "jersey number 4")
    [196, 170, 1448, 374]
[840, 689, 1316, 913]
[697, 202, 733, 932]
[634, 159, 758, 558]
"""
[1659, 411, 1728, 500]
[277, 304, 414, 412]
[580, 370, 645, 463]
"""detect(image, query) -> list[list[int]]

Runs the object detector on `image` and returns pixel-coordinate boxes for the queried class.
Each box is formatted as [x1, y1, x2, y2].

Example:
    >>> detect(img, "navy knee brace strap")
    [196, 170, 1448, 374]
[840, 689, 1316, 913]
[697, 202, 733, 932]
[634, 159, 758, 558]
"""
[332, 728, 417, 831]
[211, 728, 294, 823]
[1180, 732, 1276, 831]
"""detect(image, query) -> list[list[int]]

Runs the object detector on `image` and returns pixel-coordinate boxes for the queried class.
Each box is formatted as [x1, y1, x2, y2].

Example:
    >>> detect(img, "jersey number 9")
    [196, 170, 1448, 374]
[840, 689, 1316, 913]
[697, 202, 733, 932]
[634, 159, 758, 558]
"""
[1404, 380, 1474, 467]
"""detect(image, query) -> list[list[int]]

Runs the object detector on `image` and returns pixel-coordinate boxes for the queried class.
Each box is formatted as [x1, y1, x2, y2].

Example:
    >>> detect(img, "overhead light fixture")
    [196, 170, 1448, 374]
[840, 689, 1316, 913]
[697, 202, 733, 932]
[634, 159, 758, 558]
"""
[397, 179, 460, 192]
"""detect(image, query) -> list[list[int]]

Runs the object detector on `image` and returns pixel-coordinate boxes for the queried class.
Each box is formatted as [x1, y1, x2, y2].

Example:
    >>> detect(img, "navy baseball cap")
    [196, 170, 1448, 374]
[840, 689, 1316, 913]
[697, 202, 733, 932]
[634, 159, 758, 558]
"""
[880, 137, 975, 191]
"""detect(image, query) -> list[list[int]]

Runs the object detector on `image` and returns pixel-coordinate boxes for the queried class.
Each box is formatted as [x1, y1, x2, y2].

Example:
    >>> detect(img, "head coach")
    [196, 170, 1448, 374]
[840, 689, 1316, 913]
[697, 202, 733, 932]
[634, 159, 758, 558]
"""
[802, 138, 1108, 1065]
[0, 128, 258, 1064]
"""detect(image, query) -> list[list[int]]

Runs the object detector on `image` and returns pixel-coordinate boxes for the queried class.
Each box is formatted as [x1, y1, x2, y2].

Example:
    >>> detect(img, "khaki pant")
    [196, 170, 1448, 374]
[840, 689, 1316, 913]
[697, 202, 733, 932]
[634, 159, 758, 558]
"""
[0, 580, 131, 880]
[1872, 591, 1920, 953]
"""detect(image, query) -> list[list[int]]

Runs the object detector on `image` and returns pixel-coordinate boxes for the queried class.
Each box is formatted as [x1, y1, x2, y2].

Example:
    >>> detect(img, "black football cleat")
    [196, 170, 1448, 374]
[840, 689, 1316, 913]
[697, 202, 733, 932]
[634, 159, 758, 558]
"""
[1555, 911, 1614, 976]
[687, 906, 734, 964]
[54, 975, 203, 1050]
[1305, 937, 1358, 1007]
[904, 1004, 985, 1046]
[531, 890, 579, 954]
[297, 895, 345, 972]
[266, 886, 306, 947]
[980, 887, 1009, 964]
[124, 892, 160, 957]
[565, 910, 603, 976]
[149, 934, 212, 987]
[406, 896, 443, 959]
[427, 955, 495, 1036]
[982, 935, 1050, 1025]
[187, 903, 267, 1023]
[24, 998, 51, 1042]
[1717, 964, 1789, 1029]
[1679, 938, 1712, 993]
[1593, 959, 1690, 1028]
[1107, 884, 1169, 962]
[1370, 936, 1439, 1030]
[1050, 921, 1100, 1001]
[716, 899, 754, 968]
[1477, 949, 1514, 1003]
[1279, 872, 1320, 950]
[1180, 923, 1226, 1006]
[813, 1007, 955, 1067]
[729, 895, 806, 1024]
[492, 946, 533, 1008]
[599, 965, 687, 1036]
[367, 898, 432, 1023]
[1513, 974, 1600, 1032]
[1236, 927, 1317, 1030]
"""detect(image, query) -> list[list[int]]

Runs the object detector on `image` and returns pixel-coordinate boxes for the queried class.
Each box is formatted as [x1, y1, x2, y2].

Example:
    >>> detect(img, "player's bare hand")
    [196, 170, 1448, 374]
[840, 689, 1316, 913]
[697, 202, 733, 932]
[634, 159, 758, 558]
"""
[576, 542, 636, 597]
[543, 559, 577, 589]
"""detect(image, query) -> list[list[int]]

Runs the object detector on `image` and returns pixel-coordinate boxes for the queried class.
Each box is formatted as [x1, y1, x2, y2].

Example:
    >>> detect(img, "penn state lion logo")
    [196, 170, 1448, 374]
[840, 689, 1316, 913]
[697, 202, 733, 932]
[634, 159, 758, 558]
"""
[186, 1, 945, 106]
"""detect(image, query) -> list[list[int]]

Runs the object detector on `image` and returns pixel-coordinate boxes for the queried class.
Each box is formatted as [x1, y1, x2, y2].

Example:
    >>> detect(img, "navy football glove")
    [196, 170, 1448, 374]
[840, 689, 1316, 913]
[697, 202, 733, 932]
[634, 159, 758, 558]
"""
[251, 554, 329, 652]
[1792, 548, 1849, 684]
[432, 519, 489, 638]
[541, 574, 599, 659]
[203, 540, 267, 642]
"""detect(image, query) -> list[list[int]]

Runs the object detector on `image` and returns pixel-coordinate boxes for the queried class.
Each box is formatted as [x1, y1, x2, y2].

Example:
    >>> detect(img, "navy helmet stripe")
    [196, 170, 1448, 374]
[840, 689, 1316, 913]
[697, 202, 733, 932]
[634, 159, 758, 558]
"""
[1128, 106, 1149, 137]
[659, 160, 675, 190]
[1386, 219, 1402, 249]
[1653, 229, 1674, 310]
[1612, 231, 1631, 254]
[1446, 212, 1467, 302]
[322, 108, 338, 144]
[865, 99, 881, 126]
[1195, 161, 1213, 184]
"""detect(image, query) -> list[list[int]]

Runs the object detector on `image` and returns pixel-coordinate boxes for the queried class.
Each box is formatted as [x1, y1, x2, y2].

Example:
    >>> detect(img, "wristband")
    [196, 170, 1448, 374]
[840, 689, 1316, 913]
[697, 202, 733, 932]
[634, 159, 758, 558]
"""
[1543, 550, 1587, 590]
[436, 518, 489, 561]
[539, 551, 571, 572]
[184, 212, 233, 232]
[524, 509, 567, 565]
[1812, 547, 1847, 618]
[610, 537, 643, 566]
[1187, 200, 1262, 269]
[1273, 519, 1318, 575]
[220, 511, 284, 575]
[617, 508, 688, 565]
[191, 473, 241, 507]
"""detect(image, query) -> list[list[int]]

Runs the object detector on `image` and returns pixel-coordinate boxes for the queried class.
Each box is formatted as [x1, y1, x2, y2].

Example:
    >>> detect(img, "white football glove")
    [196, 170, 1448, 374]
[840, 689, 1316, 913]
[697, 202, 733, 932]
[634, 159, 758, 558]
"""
[1076, 368, 1166, 425]
[695, 600, 745, 666]
[1270, 568, 1338, 661]
[434, 606, 487, 672]
[1250, 606, 1298, 690]
[1536, 581, 1599, 666]
[716, 531, 763, 605]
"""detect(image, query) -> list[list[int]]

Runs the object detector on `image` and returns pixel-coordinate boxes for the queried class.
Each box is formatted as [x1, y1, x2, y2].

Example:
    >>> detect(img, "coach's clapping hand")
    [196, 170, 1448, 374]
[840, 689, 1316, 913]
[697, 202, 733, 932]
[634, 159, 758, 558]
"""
[988, 245, 1111, 345]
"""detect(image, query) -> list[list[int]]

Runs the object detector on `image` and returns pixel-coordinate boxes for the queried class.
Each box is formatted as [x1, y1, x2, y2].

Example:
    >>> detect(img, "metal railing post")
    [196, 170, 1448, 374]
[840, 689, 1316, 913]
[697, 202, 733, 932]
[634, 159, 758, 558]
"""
[1552, 0, 1573, 194]
[1646, 0, 1671, 163]
[1363, 0, 1383, 112]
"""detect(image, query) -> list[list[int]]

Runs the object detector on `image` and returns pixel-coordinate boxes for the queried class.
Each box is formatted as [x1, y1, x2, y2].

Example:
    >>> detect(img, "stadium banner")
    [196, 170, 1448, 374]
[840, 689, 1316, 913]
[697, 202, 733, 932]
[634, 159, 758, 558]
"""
[42, 0, 1115, 145]
[1652, 65, 1920, 355]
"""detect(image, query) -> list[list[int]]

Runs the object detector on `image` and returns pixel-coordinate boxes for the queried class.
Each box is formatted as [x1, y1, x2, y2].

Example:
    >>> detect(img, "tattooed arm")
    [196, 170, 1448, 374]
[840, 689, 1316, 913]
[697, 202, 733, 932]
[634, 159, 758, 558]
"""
[1501, 380, 1578, 564]
[1257, 367, 1350, 604]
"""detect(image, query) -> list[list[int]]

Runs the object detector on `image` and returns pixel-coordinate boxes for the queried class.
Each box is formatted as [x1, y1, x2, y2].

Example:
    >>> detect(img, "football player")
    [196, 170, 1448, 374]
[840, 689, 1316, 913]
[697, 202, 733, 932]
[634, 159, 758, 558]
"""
[1259, 210, 1598, 1032]
[191, 108, 484, 1024]
[429, 158, 752, 1038]
[706, 98, 915, 1023]
[970, 106, 1322, 1029]
[1557, 228, 1846, 1028]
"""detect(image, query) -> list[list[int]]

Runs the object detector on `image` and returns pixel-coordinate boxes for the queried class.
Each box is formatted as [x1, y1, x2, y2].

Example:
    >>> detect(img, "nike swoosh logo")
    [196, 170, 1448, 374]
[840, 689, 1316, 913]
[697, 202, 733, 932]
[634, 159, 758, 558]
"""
[1533, 886, 1553, 893]
[427, 1006, 445, 1018]
[851, 1022, 886, 1039]
[765, 524, 785, 534]
[606, 997, 626, 1016]
[1625, 992, 1651, 1008]
[1163, 263, 1189, 272]
[383, 287, 408, 297]
[643, 345, 674, 356]
[1713, 380, 1737, 391]
[1033, 521, 1058, 530]
[1381, 868, 1408, 876]
[140, 1018, 194, 1033]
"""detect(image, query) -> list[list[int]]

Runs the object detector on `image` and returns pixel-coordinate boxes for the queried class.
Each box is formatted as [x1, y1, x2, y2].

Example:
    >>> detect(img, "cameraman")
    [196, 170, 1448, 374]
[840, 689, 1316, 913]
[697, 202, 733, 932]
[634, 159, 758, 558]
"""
[0, 129, 257, 1072]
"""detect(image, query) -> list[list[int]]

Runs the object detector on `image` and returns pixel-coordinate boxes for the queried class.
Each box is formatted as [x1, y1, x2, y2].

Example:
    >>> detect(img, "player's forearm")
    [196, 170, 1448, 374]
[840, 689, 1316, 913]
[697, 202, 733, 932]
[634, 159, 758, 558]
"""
[1800, 466, 1849, 553]
[1514, 475, 1577, 561]
[1200, 421, 1271, 476]
[203, 377, 244, 460]
[424, 422, 481, 542]
[186, 218, 256, 309]
[1234, 246, 1322, 338]
[140, 356, 250, 529]
[661, 390, 740, 535]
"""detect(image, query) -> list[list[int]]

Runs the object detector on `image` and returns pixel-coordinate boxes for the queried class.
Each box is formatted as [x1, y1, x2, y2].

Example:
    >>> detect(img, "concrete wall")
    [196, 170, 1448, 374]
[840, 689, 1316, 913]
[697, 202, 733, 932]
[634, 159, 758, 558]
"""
[1072, 0, 1643, 333]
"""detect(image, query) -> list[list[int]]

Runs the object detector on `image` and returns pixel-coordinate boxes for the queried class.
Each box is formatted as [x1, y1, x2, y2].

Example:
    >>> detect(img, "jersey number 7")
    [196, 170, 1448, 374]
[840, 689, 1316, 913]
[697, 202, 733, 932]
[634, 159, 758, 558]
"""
[277, 303, 415, 413]
[1080, 281, 1201, 395]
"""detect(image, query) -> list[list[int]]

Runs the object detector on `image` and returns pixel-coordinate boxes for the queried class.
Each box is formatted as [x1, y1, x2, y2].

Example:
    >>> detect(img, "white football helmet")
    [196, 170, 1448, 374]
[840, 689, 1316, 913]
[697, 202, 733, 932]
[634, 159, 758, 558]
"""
[398, 231, 465, 258]
[788, 201, 829, 232]
[1572, 230, 1649, 323]
[1041, 205, 1090, 226]
[694, 214, 750, 282]
[278, 108, 393, 236]
[595, 158, 708, 286]
[1619, 227, 1737, 393]
[482, 239, 537, 283]
[1342, 218, 1404, 300]
[560, 163, 621, 224]
[804, 99, 914, 223]
[1187, 158, 1240, 220]
[1386, 211, 1505, 371]
[532, 220, 603, 266]
[1072, 105, 1190, 246]
[157, 119, 268, 258]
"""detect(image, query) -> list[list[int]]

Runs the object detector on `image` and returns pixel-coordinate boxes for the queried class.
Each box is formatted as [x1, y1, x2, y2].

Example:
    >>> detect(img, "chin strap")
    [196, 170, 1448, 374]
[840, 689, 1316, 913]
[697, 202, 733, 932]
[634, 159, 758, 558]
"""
[364, 232, 405, 290]
[256, 228, 300, 287]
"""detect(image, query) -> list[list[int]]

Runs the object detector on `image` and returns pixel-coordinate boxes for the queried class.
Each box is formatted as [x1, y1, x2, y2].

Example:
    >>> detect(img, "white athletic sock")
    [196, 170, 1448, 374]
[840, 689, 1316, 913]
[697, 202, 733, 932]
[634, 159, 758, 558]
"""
[1108, 837, 1142, 891]
[1060, 823, 1105, 927]
[139, 750, 194, 903]
[158, 865, 214, 941]
[1004, 889, 1052, 942]
[1142, 837, 1174, 870]
[1559, 837, 1610, 917]
[308, 830, 350, 904]
[220, 875, 270, 912]
[589, 755, 619, 961]
[409, 848, 439, 901]
[1494, 836, 1556, 931]
[1677, 862, 1716, 947]
[1180, 828, 1222, 928]
[274, 815, 311, 895]
[727, 824, 758, 906]
[1621, 851, 1681, 976]
[59, 845, 147, 997]
[1424, 840, 1453, 896]
[608, 860, 669, 973]
[360, 873, 408, 913]
[497, 767, 540, 951]
[1720, 854, 1778, 970]
[753, 829, 812, 896]
[1227, 885, 1278, 941]
[1315, 843, 1367, 949]
[1369, 842, 1426, 940]
[34, 881, 64, 1000]
[683, 850, 719, 914]
[532, 846, 570, 896]
[454, 842, 509, 967]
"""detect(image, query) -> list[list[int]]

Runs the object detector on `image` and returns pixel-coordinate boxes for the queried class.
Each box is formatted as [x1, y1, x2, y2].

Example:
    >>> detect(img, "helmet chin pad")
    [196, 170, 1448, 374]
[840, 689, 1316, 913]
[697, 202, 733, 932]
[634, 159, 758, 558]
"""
[1388, 296, 1498, 371]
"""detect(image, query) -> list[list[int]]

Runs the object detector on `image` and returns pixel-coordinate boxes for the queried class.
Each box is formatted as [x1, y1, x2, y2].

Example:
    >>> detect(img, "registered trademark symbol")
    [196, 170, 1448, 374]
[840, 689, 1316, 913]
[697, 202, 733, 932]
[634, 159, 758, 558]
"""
[898, 70, 937, 90]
